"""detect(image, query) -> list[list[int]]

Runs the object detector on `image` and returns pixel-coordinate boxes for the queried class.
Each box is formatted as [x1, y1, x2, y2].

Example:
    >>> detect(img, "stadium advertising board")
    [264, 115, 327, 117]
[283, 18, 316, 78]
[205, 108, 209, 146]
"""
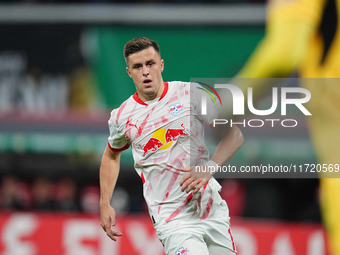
[0, 213, 328, 255]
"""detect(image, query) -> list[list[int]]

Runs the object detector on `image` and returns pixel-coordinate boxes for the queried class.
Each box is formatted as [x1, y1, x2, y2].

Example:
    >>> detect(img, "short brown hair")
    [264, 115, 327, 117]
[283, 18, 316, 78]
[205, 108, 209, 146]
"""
[124, 37, 160, 63]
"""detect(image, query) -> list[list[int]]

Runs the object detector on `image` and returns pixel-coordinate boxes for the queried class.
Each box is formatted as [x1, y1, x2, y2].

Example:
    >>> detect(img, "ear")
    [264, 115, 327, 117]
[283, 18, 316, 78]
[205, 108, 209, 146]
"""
[161, 59, 164, 72]
[126, 67, 132, 78]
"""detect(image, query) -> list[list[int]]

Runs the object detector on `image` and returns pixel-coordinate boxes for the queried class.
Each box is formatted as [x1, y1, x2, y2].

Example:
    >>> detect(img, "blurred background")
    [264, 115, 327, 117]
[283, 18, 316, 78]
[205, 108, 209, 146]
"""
[0, 1, 326, 255]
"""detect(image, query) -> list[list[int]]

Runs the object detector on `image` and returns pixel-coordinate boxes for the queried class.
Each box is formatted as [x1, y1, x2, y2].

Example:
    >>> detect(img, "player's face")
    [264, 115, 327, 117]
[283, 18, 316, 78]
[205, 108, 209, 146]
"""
[126, 46, 164, 102]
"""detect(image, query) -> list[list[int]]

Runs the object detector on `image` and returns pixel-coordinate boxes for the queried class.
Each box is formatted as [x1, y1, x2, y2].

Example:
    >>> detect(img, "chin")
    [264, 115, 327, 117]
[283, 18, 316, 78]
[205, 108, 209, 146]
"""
[144, 90, 158, 98]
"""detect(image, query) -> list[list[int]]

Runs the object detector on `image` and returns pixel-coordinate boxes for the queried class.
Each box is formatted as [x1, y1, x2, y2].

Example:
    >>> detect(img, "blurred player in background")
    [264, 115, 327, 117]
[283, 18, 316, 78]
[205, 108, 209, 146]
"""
[99, 37, 243, 255]
[236, 0, 340, 254]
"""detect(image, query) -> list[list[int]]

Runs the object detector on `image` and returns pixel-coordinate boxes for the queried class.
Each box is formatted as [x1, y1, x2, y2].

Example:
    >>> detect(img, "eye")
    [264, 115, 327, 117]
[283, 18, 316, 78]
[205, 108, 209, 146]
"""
[133, 64, 142, 69]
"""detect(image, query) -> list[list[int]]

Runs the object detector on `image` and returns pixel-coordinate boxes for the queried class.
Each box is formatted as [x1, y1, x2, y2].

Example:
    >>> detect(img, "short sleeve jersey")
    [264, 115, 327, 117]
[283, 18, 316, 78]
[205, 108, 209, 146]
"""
[108, 81, 225, 226]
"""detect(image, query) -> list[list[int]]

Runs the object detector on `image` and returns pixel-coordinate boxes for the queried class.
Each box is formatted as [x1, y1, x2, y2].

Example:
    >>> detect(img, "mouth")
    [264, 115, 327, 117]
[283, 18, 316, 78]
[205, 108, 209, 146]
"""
[143, 79, 152, 86]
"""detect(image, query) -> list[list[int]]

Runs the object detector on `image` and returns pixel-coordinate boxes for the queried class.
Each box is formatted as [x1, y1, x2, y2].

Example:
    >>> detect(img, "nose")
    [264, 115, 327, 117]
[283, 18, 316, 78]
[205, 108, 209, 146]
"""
[142, 65, 149, 76]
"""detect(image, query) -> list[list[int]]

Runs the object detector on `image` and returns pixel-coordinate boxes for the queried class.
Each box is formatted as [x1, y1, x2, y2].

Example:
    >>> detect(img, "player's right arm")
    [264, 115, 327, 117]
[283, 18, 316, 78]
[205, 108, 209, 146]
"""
[99, 145, 123, 241]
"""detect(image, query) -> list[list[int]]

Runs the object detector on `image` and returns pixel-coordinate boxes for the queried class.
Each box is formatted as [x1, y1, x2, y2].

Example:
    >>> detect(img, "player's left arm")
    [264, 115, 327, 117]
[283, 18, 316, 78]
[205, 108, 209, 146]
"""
[180, 125, 243, 194]
[210, 125, 243, 167]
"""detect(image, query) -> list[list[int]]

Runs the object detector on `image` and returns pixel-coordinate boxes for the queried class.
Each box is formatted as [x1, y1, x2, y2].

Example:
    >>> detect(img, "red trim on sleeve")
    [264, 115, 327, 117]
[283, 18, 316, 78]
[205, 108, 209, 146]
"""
[107, 142, 130, 152]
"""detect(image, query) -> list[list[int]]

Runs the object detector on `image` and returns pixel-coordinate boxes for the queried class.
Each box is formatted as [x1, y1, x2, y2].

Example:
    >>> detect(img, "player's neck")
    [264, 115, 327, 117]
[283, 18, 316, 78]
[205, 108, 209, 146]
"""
[138, 82, 165, 102]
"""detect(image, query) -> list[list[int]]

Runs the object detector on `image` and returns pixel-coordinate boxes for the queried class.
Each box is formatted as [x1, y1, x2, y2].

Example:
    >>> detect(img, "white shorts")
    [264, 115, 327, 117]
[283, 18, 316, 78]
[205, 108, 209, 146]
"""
[156, 200, 237, 255]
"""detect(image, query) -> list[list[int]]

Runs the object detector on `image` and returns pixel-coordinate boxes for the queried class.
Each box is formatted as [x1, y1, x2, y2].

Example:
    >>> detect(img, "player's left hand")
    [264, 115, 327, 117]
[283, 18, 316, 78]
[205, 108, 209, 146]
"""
[180, 167, 211, 194]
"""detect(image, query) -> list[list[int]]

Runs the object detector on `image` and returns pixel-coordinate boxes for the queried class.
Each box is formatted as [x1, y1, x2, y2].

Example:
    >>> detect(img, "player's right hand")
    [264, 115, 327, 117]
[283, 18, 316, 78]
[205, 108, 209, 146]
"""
[100, 204, 123, 241]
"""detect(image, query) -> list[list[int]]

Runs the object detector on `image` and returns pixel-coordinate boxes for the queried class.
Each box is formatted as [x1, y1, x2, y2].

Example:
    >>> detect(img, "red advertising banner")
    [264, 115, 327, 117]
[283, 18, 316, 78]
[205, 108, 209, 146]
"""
[231, 219, 329, 255]
[0, 213, 328, 255]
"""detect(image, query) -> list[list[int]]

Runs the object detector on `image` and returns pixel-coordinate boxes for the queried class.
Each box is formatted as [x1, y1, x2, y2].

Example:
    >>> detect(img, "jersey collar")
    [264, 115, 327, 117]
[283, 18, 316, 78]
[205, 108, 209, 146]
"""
[133, 82, 168, 106]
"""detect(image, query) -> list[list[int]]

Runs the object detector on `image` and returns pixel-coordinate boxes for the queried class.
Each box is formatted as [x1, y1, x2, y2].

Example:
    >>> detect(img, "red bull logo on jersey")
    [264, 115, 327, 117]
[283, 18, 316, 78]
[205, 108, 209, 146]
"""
[142, 124, 188, 156]
[175, 247, 189, 255]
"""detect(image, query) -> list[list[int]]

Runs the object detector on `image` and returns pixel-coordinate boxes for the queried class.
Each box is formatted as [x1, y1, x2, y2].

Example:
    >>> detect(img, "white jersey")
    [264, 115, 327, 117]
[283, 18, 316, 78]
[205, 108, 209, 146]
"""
[108, 81, 226, 228]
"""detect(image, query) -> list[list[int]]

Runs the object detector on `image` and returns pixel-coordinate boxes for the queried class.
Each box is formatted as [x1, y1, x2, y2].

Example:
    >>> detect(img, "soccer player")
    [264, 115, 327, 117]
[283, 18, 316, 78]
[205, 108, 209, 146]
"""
[99, 37, 243, 255]
[236, 0, 340, 254]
